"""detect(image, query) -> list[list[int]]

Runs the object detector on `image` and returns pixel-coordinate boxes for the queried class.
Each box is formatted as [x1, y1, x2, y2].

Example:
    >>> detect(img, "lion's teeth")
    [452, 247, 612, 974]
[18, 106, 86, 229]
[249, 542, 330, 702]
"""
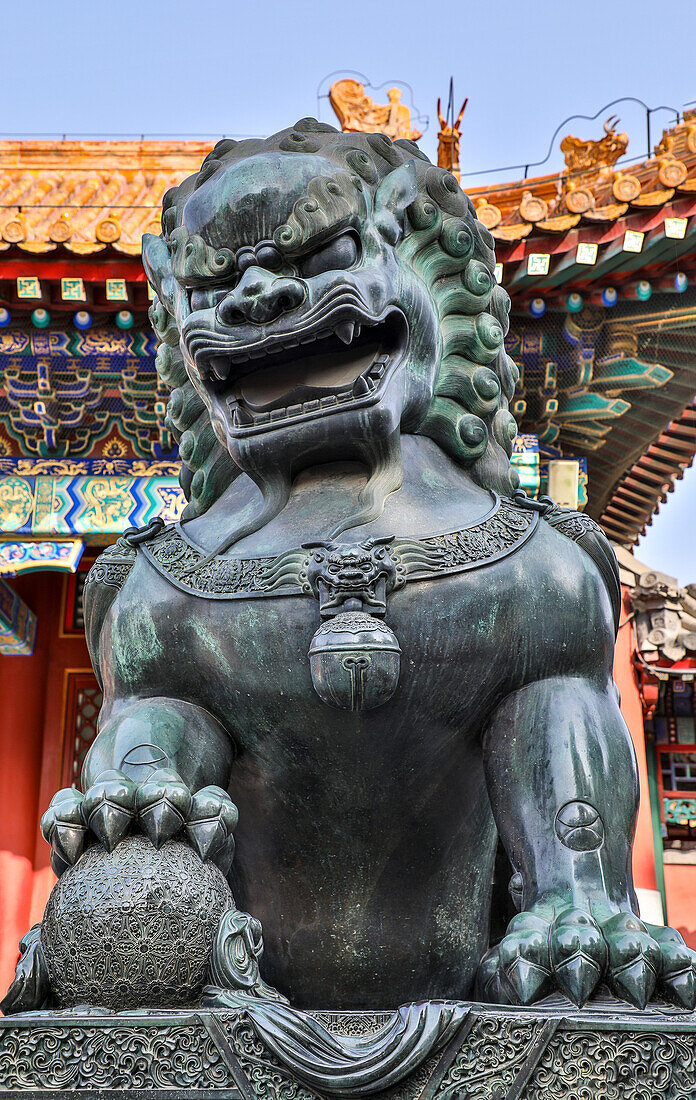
[352, 375, 370, 397]
[210, 356, 229, 381]
[233, 405, 253, 427]
[354, 324, 361, 338]
[335, 321, 354, 345]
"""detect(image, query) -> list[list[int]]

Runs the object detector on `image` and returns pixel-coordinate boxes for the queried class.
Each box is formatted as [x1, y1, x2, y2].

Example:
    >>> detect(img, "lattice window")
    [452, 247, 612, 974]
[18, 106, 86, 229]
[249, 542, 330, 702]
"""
[61, 673, 103, 789]
[661, 749, 696, 794]
[62, 559, 96, 635]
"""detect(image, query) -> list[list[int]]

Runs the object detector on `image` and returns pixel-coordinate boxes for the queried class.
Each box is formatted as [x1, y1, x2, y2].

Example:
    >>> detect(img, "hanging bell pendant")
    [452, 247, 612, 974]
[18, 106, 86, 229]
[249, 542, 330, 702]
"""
[308, 611, 401, 712]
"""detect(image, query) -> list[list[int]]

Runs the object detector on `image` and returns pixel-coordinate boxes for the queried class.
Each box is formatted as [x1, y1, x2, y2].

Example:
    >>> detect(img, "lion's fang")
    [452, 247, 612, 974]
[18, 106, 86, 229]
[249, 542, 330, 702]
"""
[352, 375, 370, 397]
[335, 322, 354, 345]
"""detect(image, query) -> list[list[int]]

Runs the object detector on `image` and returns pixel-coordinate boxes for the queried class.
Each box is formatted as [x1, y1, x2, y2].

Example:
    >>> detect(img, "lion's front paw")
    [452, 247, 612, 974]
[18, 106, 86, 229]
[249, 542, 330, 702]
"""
[41, 769, 238, 876]
[478, 904, 696, 1010]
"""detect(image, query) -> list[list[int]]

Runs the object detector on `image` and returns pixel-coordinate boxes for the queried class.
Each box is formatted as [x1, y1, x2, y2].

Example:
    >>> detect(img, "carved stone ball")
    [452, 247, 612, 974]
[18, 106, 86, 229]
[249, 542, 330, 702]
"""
[41, 835, 233, 1010]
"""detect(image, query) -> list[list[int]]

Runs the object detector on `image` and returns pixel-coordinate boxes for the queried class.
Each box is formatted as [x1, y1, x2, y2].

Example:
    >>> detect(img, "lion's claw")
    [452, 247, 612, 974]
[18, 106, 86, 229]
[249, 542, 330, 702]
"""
[479, 902, 696, 1010]
[41, 770, 238, 876]
[648, 924, 696, 1009]
[549, 907, 607, 1007]
[477, 946, 511, 1004]
[135, 768, 192, 848]
[603, 912, 660, 1008]
[186, 784, 239, 872]
[498, 913, 553, 1005]
[82, 770, 137, 852]
[41, 789, 88, 876]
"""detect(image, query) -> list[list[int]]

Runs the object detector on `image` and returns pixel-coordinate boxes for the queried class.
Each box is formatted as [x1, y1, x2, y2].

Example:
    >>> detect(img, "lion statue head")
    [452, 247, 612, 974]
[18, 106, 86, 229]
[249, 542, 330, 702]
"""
[143, 118, 519, 545]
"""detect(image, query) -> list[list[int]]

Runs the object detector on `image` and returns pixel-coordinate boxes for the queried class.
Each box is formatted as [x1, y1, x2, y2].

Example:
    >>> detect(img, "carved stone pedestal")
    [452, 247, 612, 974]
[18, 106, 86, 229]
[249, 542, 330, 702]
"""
[2, 998, 696, 1099]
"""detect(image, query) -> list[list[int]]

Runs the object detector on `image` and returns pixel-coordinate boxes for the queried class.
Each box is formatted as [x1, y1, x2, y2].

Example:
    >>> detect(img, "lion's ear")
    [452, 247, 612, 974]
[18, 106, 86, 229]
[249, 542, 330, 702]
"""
[142, 233, 177, 314]
[373, 161, 418, 244]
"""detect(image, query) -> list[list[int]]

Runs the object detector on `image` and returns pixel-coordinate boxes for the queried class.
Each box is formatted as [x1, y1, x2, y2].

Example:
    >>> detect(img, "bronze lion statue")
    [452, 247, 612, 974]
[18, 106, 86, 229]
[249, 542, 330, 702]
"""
[5, 118, 695, 1019]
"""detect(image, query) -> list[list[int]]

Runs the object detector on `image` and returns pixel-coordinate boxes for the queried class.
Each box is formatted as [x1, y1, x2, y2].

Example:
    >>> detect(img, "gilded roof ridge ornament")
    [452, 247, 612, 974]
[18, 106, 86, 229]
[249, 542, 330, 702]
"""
[560, 115, 629, 198]
[328, 79, 423, 142]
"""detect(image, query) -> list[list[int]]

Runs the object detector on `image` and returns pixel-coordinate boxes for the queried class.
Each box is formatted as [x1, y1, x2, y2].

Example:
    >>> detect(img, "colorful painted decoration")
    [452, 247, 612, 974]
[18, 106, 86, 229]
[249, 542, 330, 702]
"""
[0, 308, 10, 327]
[601, 287, 618, 307]
[16, 277, 41, 299]
[61, 278, 86, 302]
[675, 272, 688, 293]
[566, 293, 583, 313]
[0, 539, 83, 576]
[530, 297, 546, 317]
[0, 576, 37, 654]
[31, 309, 50, 329]
[73, 311, 92, 329]
[0, 325, 165, 459]
[115, 310, 134, 330]
[105, 278, 128, 301]
[511, 433, 540, 496]
[527, 253, 550, 276]
[636, 280, 652, 301]
[0, 471, 186, 536]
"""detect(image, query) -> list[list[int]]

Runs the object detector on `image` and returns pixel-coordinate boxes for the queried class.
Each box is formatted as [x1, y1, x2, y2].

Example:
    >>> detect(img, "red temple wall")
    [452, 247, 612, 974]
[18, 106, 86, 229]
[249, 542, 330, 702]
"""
[0, 572, 89, 1002]
[664, 865, 696, 948]
[613, 588, 659, 900]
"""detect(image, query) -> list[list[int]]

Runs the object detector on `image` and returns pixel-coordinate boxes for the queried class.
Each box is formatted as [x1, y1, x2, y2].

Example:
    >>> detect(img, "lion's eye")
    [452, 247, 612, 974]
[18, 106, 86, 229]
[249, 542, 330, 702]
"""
[189, 286, 230, 311]
[299, 233, 360, 278]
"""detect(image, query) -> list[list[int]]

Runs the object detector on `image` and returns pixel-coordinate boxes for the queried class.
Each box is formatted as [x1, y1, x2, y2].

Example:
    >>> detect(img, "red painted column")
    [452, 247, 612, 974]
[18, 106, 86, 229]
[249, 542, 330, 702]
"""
[0, 574, 50, 1000]
[613, 587, 661, 914]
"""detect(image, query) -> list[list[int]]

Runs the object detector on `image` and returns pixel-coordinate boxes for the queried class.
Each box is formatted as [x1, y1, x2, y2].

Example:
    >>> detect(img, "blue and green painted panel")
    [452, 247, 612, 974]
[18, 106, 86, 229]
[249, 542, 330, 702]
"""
[0, 577, 36, 655]
[0, 468, 185, 537]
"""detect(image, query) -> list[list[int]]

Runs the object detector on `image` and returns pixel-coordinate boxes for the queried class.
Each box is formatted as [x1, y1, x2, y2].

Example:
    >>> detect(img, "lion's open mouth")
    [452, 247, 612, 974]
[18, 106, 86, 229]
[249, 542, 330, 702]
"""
[198, 312, 406, 433]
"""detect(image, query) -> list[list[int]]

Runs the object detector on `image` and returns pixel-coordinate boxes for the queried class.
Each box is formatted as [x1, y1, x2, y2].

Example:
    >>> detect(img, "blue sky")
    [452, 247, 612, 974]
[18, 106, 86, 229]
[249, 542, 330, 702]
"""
[2, 0, 695, 580]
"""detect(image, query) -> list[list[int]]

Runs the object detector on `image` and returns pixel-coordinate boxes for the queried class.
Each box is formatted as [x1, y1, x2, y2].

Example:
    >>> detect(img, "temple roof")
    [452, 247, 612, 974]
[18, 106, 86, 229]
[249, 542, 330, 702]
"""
[599, 399, 696, 544]
[470, 112, 696, 238]
[616, 545, 696, 670]
[0, 140, 213, 255]
[464, 113, 696, 545]
[0, 125, 693, 550]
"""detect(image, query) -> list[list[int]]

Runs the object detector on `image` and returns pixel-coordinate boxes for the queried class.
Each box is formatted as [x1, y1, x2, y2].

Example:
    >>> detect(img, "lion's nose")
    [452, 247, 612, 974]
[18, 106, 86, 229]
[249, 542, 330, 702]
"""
[217, 267, 305, 326]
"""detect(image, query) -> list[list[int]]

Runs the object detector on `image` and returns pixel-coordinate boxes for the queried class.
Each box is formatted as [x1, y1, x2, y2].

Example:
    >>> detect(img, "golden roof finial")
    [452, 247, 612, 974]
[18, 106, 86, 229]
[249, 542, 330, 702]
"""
[436, 96, 468, 180]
